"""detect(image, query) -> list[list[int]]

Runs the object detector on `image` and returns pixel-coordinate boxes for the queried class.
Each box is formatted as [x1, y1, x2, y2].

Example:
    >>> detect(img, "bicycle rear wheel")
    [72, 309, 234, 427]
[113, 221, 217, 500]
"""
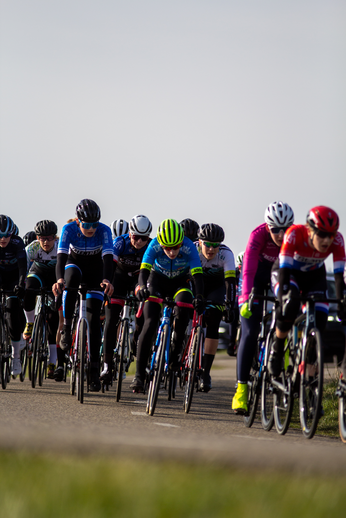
[261, 330, 275, 431]
[77, 320, 88, 404]
[38, 321, 48, 387]
[338, 380, 346, 443]
[299, 328, 323, 439]
[115, 321, 127, 402]
[274, 372, 293, 435]
[147, 327, 167, 416]
[20, 342, 28, 382]
[31, 314, 44, 388]
[184, 327, 202, 414]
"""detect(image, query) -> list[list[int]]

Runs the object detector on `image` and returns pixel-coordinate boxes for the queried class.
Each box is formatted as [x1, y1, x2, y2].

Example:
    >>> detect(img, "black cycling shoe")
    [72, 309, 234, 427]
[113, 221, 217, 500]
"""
[60, 326, 72, 351]
[99, 368, 112, 384]
[199, 374, 212, 393]
[268, 345, 283, 378]
[54, 366, 64, 382]
[130, 376, 144, 393]
[89, 369, 101, 392]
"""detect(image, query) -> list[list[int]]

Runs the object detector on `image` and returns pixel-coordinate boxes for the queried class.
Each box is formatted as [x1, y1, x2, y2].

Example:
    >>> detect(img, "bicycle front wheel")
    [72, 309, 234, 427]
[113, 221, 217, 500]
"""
[76, 319, 87, 404]
[299, 328, 323, 439]
[116, 321, 127, 402]
[31, 314, 44, 389]
[261, 330, 275, 431]
[184, 327, 202, 414]
[244, 349, 260, 428]
[147, 327, 167, 416]
[38, 321, 48, 387]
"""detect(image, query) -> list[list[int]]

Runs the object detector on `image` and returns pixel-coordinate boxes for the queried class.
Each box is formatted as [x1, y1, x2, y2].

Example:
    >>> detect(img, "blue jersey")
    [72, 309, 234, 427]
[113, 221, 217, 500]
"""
[58, 221, 113, 259]
[140, 237, 202, 279]
[113, 234, 151, 275]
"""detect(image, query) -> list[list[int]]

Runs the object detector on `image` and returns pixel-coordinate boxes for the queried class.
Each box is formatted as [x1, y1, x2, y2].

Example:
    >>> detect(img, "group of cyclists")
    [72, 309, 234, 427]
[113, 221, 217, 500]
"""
[0, 199, 345, 417]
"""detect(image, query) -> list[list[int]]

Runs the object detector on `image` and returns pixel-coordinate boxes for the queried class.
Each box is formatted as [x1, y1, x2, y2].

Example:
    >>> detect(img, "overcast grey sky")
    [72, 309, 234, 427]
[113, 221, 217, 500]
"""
[1, 1, 345, 268]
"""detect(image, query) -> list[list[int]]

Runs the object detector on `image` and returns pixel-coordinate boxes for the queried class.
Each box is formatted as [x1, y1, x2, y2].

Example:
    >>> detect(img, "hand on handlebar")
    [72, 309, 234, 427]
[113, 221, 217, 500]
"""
[193, 295, 205, 315]
[224, 302, 235, 324]
[52, 279, 65, 296]
[135, 285, 150, 302]
[240, 301, 252, 319]
[101, 279, 114, 297]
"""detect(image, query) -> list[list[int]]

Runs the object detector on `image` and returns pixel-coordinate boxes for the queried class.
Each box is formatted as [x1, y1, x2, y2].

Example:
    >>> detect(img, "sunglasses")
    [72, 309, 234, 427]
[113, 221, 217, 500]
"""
[0, 233, 12, 238]
[79, 220, 99, 230]
[269, 226, 290, 235]
[38, 235, 56, 242]
[202, 241, 220, 249]
[316, 229, 336, 239]
[161, 243, 182, 251]
[132, 234, 149, 242]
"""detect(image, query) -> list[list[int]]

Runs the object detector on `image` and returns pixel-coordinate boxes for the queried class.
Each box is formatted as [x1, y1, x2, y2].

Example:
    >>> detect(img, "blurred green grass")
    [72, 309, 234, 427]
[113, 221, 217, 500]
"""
[0, 451, 345, 518]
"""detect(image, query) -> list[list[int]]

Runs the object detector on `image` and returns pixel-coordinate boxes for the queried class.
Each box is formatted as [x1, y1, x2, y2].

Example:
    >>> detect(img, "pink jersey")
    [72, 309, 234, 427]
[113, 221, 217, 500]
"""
[279, 224, 346, 274]
[239, 223, 280, 305]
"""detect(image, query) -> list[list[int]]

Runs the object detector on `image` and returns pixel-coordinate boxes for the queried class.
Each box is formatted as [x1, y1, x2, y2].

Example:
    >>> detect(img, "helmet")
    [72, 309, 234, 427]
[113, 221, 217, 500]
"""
[23, 231, 37, 246]
[198, 223, 225, 243]
[76, 199, 101, 223]
[129, 215, 152, 236]
[0, 215, 16, 237]
[110, 219, 129, 239]
[34, 220, 58, 236]
[265, 201, 294, 228]
[179, 219, 199, 242]
[236, 251, 245, 267]
[13, 224, 19, 236]
[157, 219, 184, 247]
[306, 206, 339, 233]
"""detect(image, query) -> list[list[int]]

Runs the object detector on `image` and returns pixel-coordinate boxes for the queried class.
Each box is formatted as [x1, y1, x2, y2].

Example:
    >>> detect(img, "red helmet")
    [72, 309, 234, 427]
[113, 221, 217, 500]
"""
[306, 206, 339, 233]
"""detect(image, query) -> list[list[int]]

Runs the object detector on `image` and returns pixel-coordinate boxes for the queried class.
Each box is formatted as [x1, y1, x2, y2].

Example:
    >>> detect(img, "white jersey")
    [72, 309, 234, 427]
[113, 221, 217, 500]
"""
[195, 243, 236, 281]
[26, 239, 59, 272]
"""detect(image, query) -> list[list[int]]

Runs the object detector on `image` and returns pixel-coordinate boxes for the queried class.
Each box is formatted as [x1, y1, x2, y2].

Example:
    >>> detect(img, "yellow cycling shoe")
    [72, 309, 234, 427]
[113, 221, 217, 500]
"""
[232, 382, 248, 415]
[23, 322, 34, 340]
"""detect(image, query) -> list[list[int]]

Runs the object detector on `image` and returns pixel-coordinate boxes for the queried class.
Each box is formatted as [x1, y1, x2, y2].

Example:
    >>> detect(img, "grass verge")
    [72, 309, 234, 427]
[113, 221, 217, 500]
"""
[0, 451, 345, 518]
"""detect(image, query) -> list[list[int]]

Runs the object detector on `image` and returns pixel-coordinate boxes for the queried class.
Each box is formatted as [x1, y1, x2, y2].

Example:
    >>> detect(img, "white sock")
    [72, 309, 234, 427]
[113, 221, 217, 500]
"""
[12, 341, 20, 360]
[24, 310, 35, 323]
[49, 344, 57, 365]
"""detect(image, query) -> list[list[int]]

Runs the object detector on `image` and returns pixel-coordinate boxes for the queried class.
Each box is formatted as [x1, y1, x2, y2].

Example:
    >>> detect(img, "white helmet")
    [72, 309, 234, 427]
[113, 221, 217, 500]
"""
[264, 201, 294, 228]
[129, 215, 152, 236]
[236, 251, 245, 267]
[110, 219, 129, 239]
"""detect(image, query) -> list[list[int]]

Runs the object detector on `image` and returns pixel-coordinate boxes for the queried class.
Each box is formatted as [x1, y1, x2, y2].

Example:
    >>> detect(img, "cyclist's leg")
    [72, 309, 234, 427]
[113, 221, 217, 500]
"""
[46, 304, 59, 378]
[101, 299, 123, 378]
[171, 286, 194, 369]
[201, 305, 223, 392]
[86, 291, 104, 391]
[23, 273, 42, 339]
[60, 264, 81, 349]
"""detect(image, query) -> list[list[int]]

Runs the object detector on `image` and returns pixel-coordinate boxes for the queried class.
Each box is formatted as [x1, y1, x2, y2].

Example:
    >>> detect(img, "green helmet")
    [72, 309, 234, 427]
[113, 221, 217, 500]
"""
[157, 219, 184, 247]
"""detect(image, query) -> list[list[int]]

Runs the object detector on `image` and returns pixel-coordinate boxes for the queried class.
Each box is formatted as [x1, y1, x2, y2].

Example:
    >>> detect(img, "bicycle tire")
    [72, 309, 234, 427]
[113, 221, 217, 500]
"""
[0, 315, 6, 389]
[116, 321, 127, 402]
[261, 330, 275, 431]
[38, 319, 48, 387]
[31, 314, 44, 388]
[338, 383, 346, 443]
[299, 328, 323, 439]
[167, 369, 177, 401]
[184, 327, 202, 414]
[273, 370, 294, 435]
[20, 343, 28, 382]
[77, 319, 87, 404]
[147, 326, 167, 416]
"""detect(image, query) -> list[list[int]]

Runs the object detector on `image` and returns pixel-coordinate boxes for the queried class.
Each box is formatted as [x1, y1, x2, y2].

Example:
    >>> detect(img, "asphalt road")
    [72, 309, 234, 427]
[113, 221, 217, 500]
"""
[1, 354, 345, 474]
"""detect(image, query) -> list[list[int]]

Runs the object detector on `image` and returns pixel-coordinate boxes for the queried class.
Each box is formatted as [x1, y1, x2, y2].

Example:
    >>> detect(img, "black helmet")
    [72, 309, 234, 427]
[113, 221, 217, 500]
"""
[13, 224, 19, 236]
[23, 231, 37, 246]
[34, 220, 58, 236]
[0, 215, 16, 237]
[198, 223, 225, 243]
[179, 219, 199, 242]
[76, 199, 101, 223]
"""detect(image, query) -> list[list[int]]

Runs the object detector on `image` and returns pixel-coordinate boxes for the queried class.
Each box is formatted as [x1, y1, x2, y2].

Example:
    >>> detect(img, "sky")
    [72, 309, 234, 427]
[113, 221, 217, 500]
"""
[1, 1, 345, 269]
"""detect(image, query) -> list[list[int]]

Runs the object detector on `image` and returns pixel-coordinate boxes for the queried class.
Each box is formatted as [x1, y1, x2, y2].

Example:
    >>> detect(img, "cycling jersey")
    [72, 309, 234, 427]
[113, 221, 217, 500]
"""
[279, 225, 346, 274]
[0, 235, 27, 284]
[26, 239, 58, 272]
[140, 237, 202, 279]
[113, 234, 151, 276]
[238, 223, 280, 305]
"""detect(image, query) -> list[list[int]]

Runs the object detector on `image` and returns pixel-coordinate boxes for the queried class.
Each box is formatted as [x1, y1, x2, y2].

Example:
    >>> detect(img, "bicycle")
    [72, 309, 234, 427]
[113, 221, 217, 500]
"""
[336, 374, 346, 443]
[270, 292, 339, 439]
[68, 284, 91, 404]
[146, 297, 194, 416]
[101, 293, 137, 401]
[0, 289, 13, 389]
[28, 287, 55, 388]
[243, 287, 276, 429]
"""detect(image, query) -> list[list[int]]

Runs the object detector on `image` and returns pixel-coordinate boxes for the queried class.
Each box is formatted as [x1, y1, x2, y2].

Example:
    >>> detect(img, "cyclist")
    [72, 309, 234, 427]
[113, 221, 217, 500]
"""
[0, 215, 27, 376]
[23, 231, 37, 247]
[268, 206, 346, 377]
[53, 199, 114, 392]
[227, 251, 244, 357]
[23, 220, 60, 379]
[131, 219, 204, 393]
[196, 223, 236, 392]
[100, 215, 152, 382]
[180, 219, 200, 242]
[110, 219, 129, 240]
[232, 201, 294, 414]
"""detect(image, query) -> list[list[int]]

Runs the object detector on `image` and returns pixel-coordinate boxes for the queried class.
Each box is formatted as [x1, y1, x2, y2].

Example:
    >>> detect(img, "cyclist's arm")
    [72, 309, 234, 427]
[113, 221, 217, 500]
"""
[191, 271, 204, 298]
[138, 266, 151, 289]
[225, 276, 236, 307]
[56, 252, 68, 281]
[335, 272, 345, 300]
[102, 253, 113, 283]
